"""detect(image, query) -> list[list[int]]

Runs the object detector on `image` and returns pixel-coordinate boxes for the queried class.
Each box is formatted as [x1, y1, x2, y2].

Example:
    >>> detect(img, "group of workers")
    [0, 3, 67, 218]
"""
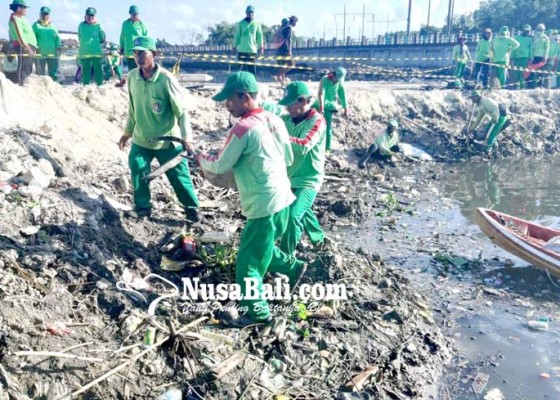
[116, 32, 333, 325]
[453, 24, 560, 89]
[4, 2, 515, 323]
[5, 0, 146, 86]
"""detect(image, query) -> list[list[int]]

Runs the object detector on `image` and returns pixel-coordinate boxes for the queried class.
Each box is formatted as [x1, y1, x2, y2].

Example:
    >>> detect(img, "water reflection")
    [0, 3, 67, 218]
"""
[444, 156, 560, 227]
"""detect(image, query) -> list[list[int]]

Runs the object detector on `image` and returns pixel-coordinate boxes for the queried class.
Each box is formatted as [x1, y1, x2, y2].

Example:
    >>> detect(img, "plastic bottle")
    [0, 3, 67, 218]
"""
[199, 231, 232, 243]
[157, 388, 182, 400]
[528, 316, 549, 331]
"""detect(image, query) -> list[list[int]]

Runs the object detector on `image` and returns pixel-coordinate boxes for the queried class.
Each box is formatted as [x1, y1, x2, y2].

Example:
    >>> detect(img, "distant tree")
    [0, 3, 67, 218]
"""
[156, 38, 172, 47]
[472, 0, 560, 32]
[205, 21, 236, 46]
[442, 13, 477, 34]
[179, 30, 204, 46]
[419, 25, 442, 36]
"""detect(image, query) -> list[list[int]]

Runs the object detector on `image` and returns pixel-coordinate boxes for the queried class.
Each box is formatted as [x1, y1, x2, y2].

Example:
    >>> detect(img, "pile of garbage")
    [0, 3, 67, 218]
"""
[11, 74, 560, 398]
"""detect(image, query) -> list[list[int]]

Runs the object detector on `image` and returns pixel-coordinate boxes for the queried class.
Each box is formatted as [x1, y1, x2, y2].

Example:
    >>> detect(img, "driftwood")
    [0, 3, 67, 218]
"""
[210, 352, 248, 380]
[344, 365, 380, 391]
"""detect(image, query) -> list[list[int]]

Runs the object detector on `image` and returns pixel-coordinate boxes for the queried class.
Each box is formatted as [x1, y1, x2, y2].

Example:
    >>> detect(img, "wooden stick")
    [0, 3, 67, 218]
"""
[14, 351, 103, 363]
[64, 317, 207, 399]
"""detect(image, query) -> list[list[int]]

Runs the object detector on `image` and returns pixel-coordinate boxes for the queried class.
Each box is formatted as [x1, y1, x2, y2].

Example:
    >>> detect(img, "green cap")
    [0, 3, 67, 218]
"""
[40, 6, 50, 14]
[10, 0, 28, 7]
[388, 119, 399, 129]
[213, 72, 258, 102]
[129, 5, 139, 14]
[335, 66, 347, 79]
[109, 43, 118, 51]
[132, 36, 156, 51]
[246, 5, 255, 13]
[469, 89, 482, 98]
[85, 7, 97, 16]
[499, 26, 509, 33]
[523, 24, 532, 31]
[278, 81, 311, 106]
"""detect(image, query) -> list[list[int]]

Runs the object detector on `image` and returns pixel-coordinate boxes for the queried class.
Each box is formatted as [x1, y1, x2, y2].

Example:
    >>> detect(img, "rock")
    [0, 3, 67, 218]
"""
[120, 312, 144, 335]
[112, 176, 130, 193]
[373, 173, 385, 182]
[22, 167, 51, 188]
[20, 226, 40, 236]
[37, 159, 55, 179]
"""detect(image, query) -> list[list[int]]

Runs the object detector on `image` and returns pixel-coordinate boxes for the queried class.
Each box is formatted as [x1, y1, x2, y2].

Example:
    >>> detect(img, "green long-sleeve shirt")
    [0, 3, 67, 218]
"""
[531, 33, 550, 59]
[197, 109, 295, 220]
[32, 21, 61, 58]
[548, 40, 560, 60]
[453, 44, 471, 63]
[9, 14, 37, 47]
[512, 35, 532, 59]
[234, 19, 263, 54]
[282, 109, 327, 191]
[119, 19, 148, 57]
[374, 128, 400, 156]
[472, 97, 500, 131]
[491, 36, 519, 63]
[319, 74, 347, 111]
[125, 63, 193, 150]
[475, 38, 492, 62]
[78, 21, 106, 57]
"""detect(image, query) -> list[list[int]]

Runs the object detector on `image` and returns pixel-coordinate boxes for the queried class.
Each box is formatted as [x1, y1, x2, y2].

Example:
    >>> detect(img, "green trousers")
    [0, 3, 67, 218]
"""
[35, 58, 59, 81]
[80, 57, 103, 86]
[454, 62, 467, 78]
[493, 61, 508, 88]
[237, 206, 304, 321]
[103, 64, 123, 81]
[280, 188, 324, 255]
[323, 110, 335, 151]
[126, 57, 137, 71]
[512, 57, 529, 88]
[128, 143, 199, 211]
[485, 115, 508, 149]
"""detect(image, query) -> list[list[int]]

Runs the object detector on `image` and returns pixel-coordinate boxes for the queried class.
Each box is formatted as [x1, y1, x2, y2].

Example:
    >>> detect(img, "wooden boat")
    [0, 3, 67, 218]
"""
[474, 208, 560, 277]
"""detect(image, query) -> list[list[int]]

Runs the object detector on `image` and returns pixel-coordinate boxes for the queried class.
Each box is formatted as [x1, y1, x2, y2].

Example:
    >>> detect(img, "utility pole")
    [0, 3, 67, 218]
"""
[427, 0, 431, 33]
[343, 4, 347, 40]
[446, 0, 455, 35]
[406, 0, 412, 36]
[361, 4, 365, 39]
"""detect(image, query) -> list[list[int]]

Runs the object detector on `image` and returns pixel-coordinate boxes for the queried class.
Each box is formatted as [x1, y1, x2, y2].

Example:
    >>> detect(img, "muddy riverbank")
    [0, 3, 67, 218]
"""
[1, 74, 559, 399]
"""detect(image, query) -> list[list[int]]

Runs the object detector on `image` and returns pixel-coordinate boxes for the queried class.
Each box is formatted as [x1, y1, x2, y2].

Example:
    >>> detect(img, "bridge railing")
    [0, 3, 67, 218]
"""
[160, 32, 483, 53]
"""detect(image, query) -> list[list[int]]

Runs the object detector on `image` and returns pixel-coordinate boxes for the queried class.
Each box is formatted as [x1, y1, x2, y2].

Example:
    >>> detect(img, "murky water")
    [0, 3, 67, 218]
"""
[440, 157, 560, 399]
[349, 156, 560, 399]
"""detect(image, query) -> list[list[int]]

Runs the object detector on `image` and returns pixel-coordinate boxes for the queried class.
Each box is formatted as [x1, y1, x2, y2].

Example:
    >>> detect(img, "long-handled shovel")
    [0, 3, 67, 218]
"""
[143, 136, 195, 182]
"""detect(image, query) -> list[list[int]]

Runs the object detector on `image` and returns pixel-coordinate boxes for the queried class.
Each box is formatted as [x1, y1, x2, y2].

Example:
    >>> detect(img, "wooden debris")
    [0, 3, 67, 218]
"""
[345, 365, 380, 391]
[210, 352, 248, 380]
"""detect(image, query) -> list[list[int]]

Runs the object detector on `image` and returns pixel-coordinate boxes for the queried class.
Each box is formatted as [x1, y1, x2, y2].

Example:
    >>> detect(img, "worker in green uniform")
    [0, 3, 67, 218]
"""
[8, 0, 37, 85]
[103, 44, 125, 87]
[491, 26, 519, 88]
[358, 120, 400, 168]
[118, 36, 200, 222]
[467, 90, 509, 151]
[471, 28, 493, 88]
[196, 72, 305, 325]
[545, 30, 559, 88]
[452, 37, 471, 78]
[119, 5, 148, 71]
[78, 7, 106, 86]
[511, 24, 532, 89]
[525, 24, 549, 88]
[32, 6, 61, 81]
[313, 66, 348, 152]
[233, 5, 264, 76]
[277, 81, 326, 255]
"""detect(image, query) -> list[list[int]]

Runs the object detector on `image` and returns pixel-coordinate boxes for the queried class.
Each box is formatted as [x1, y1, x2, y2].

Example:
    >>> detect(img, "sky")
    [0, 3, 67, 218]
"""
[0, 0, 481, 45]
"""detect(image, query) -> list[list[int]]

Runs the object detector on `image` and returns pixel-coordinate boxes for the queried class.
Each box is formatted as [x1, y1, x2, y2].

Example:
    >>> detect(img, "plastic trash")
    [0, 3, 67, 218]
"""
[528, 316, 549, 331]
[156, 388, 182, 400]
[199, 231, 232, 243]
[543, 236, 560, 253]
[180, 235, 197, 253]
